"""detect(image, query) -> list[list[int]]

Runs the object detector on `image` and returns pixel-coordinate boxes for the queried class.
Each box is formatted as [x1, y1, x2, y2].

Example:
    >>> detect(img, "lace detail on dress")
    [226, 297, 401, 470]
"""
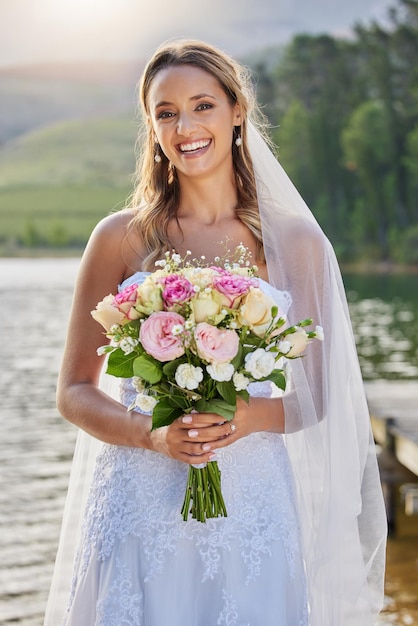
[72, 375, 303, 593]
[217, 591, 249, 626]
[96, 558, 143, 626]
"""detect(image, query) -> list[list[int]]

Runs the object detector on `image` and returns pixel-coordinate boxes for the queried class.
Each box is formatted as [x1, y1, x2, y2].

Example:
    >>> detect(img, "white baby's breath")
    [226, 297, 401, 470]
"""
[119, 337, 139, 354]
[171, 324, 184, 336]
[315, 325, 325, 341]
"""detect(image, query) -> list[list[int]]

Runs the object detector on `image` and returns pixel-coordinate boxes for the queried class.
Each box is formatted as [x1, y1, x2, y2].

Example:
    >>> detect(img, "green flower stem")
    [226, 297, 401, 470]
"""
[181, 461, 228, 522]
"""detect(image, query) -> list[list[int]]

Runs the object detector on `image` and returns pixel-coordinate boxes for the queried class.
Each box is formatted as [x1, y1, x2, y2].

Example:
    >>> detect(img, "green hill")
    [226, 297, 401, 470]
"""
[0, 115, 138, 188]
[0, 115, 138, 253]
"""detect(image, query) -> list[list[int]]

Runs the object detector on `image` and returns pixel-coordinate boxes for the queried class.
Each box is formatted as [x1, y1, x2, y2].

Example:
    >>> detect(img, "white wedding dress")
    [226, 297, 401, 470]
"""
[62, 272, 309, 626]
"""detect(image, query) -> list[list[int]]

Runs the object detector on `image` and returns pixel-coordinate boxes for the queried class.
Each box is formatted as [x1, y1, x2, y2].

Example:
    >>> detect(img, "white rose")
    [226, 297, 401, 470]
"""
[175, 363, 204, 390]
[135, 393, 158, 413]
[206, 362, 235, 382]
[233, 372, 250, 391]
[244, 348, 276, 380]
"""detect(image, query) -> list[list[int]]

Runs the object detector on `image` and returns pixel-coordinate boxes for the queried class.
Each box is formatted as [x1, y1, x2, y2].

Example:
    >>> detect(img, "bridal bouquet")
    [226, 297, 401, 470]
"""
[91, 246, 323, 522]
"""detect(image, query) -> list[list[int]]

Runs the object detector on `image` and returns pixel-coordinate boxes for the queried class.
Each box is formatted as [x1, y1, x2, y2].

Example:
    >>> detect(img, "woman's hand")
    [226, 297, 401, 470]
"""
[148, 397, 258, 464]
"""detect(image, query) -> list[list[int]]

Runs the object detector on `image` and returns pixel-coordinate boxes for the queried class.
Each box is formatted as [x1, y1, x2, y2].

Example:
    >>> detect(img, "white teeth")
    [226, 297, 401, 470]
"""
[179, 139, 210, 153]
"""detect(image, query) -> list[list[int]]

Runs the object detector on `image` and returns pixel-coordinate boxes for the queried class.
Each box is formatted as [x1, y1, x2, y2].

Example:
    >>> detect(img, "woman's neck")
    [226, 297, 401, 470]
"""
[176, 170, 238, 225]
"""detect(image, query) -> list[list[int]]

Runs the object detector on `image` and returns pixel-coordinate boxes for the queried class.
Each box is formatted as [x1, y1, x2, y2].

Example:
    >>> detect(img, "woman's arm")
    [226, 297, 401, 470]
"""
[57, 212, 225, 463]
[56, 210, 156, 448]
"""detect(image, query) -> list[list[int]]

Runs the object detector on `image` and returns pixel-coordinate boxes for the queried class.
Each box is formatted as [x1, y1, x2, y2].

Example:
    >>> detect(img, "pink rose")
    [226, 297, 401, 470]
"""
[194, 323, 239, 363]
[113, 283, 141, 321]
[213, 272, 257, 308]
[160, 274, 194, 307]
[139, 311, 185, 361]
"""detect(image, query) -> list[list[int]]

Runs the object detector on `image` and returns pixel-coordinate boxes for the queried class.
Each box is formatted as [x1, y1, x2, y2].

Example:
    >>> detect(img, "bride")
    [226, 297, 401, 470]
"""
[45, 40, 387, 625]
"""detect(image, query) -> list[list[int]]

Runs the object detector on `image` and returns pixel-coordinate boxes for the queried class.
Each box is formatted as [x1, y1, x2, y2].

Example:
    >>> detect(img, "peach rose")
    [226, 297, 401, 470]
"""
[91, 294, 128, 331]
[194, 323, 239, 364]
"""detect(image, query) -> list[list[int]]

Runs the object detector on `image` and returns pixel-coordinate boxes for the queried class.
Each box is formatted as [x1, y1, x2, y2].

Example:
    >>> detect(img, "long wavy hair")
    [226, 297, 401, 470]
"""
[128, 39, 267, 270]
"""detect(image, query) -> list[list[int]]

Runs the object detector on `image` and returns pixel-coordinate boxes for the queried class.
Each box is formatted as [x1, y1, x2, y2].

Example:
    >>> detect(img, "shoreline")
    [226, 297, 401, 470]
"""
[1, 248, 418, 274]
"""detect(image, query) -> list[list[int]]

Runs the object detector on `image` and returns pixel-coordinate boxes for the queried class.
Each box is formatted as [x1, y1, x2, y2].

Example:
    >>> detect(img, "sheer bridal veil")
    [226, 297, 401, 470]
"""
[45, 121, 387, 625]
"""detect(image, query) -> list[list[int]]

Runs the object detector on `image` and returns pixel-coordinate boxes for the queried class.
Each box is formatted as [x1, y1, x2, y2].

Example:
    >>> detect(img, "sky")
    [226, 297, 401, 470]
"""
[0, 0, 394, 67]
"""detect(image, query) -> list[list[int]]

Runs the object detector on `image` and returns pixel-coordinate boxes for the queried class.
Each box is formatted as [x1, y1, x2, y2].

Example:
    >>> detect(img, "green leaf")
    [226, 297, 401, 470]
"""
[230, 343, 244, 369]
[269, 369, 286, 391]
[195, 397, 236, 422]
[237, 389, 250, 404]
[216, 381, 237, 405]
[168, 393, 189, 410]
[151, 398, 183, 430]
[162, 357, 186, 379]
[133, 354, 163, 384]
[106, 348, 136, 378]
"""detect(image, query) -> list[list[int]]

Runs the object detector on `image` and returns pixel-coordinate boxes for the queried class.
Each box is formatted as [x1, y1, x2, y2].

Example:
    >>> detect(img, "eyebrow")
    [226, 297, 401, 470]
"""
[154, 93, 217, 108]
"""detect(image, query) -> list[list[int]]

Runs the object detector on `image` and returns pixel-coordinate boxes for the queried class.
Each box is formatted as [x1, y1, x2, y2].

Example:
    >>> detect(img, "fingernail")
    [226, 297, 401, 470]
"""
[202, 444, 211, 451]
[188, 429, 199, 438]
[209, 452, 217, 460]
[182, 415, 193, 424]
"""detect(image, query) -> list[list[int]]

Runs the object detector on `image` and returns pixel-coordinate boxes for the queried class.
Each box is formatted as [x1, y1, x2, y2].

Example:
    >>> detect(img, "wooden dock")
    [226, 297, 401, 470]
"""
[365, 380, 418, 534]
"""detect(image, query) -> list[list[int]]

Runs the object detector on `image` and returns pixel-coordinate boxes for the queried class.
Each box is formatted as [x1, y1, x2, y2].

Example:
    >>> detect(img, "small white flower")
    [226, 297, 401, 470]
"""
[135, 393, 158, 413]
[184, 319, 195, 330]
[119, 337, 138, 354]
[175, 363, 204, 390]
[110, 324, 120, 333]
[206, 362, 235, 382]
[233, 371, 250, 391]
[278, 340, 292, 355]
[229, 321, 237, 329]
[245, 348, 276, 380]
[172, 253, 182, 265]
[221, 309, 228, 315]
[132, 377, 145, 393]
[96, 345, 108, 356]
[315, 325, 325, 341]
[171, 324, 184, 336]
[193, 285, 201, 292]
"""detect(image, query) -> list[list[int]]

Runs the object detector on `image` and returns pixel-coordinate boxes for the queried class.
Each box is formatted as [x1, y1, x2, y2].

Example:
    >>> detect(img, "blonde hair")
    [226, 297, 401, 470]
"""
[129, 39, 266, 270]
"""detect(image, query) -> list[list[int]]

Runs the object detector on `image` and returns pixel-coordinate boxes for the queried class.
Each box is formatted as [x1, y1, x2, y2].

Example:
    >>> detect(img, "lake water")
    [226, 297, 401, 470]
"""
[0, 258, 417, 625]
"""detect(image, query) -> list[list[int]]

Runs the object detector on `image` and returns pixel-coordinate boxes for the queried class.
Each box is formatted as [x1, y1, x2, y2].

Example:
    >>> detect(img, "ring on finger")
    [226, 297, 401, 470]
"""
[229, 422, 237, 434]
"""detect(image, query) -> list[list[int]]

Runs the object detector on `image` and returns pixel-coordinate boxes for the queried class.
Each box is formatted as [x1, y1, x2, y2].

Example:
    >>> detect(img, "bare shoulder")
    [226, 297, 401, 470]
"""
[84, 209, 145, 280]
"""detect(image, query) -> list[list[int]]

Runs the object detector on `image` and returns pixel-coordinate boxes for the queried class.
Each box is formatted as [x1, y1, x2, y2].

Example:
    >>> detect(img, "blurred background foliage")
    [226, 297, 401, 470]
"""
[0, 0, 417, 263]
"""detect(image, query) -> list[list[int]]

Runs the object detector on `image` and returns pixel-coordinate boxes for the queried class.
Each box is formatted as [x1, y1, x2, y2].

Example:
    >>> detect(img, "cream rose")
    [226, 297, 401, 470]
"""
[284, 328, 309, 358]
[190, 291, 222, 324]
[135, 277, 164, 316]
[238, 287, 278, 336]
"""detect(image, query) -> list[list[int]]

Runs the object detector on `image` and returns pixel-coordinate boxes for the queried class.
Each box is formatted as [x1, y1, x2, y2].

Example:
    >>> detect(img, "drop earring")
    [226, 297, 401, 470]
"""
[234, 126, 242, 147]
[154, 137, 162, 163]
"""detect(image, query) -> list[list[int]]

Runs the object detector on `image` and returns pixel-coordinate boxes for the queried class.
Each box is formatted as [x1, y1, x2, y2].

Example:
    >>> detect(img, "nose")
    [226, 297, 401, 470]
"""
[176, 112, 196, 136]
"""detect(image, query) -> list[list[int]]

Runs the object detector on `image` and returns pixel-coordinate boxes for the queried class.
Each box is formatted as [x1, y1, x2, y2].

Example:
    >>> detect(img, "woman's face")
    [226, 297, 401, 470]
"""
[147, 64, 241, 180]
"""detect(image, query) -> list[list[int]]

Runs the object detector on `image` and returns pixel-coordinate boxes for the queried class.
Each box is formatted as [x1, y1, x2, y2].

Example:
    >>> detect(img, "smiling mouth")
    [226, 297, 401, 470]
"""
[178, 139, 211, 154]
